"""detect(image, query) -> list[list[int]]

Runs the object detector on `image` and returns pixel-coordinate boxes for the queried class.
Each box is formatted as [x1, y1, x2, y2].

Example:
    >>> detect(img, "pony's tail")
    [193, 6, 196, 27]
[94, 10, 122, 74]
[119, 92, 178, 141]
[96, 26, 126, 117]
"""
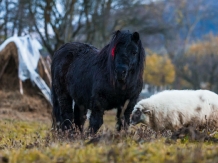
[51, 85, 61, 130]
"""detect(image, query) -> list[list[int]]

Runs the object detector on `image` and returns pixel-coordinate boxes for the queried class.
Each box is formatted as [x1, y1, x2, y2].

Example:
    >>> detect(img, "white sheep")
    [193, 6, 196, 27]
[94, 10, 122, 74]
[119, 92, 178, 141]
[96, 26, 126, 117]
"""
[130, 90, 218, 131]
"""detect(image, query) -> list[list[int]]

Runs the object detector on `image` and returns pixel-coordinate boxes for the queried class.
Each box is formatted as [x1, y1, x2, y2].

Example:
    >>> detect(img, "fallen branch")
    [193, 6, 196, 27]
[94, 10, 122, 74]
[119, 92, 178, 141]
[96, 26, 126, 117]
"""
[40, 56, 51, 85]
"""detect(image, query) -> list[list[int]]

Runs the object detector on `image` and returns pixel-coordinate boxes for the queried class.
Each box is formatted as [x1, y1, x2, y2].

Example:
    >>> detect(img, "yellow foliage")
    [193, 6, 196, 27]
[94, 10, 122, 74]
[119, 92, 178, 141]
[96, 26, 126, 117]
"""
[143, 51, 175, 86]
[187, 34, 218, 57]
[177, 34, 218, 89]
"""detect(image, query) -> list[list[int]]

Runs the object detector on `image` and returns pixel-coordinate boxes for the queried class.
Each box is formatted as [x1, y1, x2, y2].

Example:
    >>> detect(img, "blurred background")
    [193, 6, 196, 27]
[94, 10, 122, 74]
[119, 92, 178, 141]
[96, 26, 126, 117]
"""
[1, 0, 218, 97]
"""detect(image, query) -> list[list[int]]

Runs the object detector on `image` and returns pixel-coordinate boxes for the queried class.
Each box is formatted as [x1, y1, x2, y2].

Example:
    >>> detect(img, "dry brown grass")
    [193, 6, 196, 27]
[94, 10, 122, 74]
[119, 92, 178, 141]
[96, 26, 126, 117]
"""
[1, 110, 218, 163]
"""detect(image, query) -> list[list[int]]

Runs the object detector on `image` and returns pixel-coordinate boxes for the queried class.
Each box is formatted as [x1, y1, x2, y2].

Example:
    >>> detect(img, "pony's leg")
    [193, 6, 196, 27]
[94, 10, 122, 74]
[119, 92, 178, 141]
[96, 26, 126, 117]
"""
[58, 94, 73, 130]
[116, 107, 122, 131]
[123, 102, 135, 130]
[89, 109, 104, 134]
[74, 104, 87, 132]
[116, 100, 131, 131]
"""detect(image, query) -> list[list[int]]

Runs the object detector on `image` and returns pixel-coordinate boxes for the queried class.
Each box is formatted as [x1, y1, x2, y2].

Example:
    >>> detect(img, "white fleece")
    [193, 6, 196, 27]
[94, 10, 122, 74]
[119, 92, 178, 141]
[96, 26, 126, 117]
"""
[132, 90, 218, 131]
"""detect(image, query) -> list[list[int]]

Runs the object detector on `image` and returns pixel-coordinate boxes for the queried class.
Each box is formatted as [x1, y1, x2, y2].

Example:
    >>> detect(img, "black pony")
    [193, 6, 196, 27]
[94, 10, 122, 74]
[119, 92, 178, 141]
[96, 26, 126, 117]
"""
[51, 30, 145, 133]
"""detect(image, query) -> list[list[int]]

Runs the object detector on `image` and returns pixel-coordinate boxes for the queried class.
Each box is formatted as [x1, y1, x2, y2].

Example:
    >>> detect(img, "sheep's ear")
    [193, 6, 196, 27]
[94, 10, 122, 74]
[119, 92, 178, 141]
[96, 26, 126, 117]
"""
[142, 109, 152, 115]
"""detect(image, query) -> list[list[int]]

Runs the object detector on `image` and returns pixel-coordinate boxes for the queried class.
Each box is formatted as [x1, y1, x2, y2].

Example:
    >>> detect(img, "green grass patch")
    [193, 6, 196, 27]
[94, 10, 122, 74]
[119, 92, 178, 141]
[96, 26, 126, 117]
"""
[1, 118, 218, 163]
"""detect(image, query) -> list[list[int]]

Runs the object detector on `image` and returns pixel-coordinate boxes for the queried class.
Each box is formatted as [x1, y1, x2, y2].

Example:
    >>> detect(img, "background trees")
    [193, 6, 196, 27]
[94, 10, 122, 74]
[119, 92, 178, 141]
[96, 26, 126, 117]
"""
[176, 35, 218, 92]
[0, 0, 218, 92]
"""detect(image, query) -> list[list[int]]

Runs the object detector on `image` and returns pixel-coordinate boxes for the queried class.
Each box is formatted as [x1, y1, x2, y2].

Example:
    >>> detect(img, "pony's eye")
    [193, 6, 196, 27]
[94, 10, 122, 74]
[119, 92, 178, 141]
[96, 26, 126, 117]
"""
[132, 52, 137, 56]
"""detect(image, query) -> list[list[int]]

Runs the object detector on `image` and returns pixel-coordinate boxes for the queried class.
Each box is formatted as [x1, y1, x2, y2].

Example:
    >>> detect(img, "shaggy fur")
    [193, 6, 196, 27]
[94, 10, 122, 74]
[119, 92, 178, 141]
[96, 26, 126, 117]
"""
[131, 90, 218, 131]
[51, 30, 145, 133]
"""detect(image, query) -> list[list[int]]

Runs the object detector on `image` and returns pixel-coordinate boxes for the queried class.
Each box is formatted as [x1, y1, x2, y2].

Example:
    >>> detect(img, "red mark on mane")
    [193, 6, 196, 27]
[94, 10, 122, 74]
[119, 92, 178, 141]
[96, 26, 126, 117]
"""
[111, 47, 115, 58]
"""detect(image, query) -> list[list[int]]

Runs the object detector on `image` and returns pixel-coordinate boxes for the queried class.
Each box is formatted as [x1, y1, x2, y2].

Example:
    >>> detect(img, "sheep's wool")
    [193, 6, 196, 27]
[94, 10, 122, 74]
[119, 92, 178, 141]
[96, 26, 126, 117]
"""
[132, 90, 218, 131]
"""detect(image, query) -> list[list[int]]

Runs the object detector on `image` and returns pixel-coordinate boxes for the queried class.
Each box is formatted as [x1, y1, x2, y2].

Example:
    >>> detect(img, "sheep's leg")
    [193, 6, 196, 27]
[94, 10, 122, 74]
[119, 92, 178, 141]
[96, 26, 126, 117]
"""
[74, 104, 87, 132]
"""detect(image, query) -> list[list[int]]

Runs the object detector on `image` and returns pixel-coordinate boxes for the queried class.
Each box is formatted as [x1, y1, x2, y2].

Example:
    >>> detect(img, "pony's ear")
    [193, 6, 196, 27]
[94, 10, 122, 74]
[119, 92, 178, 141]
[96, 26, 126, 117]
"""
[112, 30, 120, 41]
[115, 30, 120, 35]
[132, 32, 139, 43]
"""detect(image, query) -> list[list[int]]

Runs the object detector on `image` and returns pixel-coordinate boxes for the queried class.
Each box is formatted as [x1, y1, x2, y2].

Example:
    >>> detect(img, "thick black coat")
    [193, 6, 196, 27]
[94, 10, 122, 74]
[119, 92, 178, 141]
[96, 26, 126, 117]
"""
[51, 30, 145, 133]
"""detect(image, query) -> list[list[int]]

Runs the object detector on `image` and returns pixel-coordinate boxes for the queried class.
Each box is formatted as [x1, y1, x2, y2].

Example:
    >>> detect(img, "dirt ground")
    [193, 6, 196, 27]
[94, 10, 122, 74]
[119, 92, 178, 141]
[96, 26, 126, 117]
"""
[0, 89, 52, 122]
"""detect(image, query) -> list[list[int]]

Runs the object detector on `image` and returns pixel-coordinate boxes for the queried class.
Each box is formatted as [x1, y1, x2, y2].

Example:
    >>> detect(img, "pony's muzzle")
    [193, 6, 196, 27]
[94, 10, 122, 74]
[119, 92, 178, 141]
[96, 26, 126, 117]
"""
[115, 66, 128, 81]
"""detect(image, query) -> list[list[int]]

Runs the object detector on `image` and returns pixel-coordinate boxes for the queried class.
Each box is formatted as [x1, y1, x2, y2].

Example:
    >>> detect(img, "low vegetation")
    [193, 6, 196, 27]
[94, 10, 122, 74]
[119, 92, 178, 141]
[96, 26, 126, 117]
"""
[1, 111, 218, 163]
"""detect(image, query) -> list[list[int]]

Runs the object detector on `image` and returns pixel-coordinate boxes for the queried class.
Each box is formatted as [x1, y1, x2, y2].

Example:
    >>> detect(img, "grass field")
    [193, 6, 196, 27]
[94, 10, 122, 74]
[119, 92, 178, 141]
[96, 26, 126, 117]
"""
[1, 111, 218, 163]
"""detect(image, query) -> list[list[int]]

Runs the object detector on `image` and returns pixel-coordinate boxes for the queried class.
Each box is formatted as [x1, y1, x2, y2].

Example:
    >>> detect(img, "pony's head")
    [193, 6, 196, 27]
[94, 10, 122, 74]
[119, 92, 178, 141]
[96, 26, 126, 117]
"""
[108, 30, 145, 85]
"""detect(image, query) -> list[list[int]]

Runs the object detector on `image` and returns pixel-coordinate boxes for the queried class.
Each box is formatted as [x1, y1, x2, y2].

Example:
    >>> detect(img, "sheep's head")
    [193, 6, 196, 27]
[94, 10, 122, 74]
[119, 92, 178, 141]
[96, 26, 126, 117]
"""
[130, 103, 152, 126]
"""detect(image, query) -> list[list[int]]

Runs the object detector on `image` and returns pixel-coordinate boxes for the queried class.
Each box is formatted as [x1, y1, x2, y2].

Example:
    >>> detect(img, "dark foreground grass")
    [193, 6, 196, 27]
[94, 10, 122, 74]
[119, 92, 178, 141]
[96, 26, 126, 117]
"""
[1, 117, 218, 163]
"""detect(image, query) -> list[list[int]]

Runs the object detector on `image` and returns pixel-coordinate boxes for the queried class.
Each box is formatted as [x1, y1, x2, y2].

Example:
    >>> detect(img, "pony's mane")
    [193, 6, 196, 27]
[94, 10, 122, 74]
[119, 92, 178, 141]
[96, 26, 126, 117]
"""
[97, 30, 145, 85]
